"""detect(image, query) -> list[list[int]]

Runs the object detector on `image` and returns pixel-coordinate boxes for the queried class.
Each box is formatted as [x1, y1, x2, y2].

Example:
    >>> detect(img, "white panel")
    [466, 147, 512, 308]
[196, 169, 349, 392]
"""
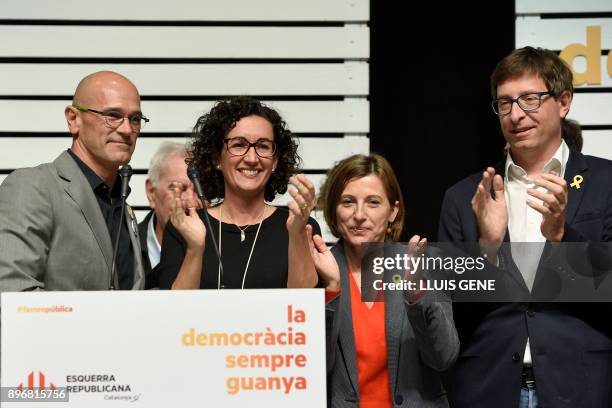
[296, 135, 369, 168]
[0, 0, 369, 22]
[133, 208, 337, 243]
[123, 173, 328, 207]
[516, 16, 612, 49]
[568, 93, 612, 126]
[0, 138, 148, 170]
[0, 63, 368, 96]
[270, 174, 328, 206]
[130, 174, 150, 207]
[0, 99, 370, 134]
[311, 210, 337, 244]
[582, 130, 612, 160]
[0, 136, 369, 170]
[516, 0, 612, 14]
[0, 25, 369, 59]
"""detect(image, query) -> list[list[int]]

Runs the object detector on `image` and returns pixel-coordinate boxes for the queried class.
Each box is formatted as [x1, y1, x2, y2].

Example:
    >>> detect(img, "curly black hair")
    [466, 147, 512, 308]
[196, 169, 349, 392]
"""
[188, 96, 301, 202]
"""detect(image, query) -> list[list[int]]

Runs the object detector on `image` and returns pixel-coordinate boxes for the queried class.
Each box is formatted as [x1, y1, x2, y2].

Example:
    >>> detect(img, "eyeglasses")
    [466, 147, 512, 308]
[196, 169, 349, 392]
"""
[223, 137, 276, 158]
[73, 103, 149, 130]
[491, 91, 556, 116]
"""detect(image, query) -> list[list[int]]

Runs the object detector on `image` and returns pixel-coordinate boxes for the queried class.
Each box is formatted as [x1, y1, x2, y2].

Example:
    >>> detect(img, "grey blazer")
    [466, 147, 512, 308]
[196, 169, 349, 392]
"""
[0, 151, 145, 291]
[327, 242, 459, 408]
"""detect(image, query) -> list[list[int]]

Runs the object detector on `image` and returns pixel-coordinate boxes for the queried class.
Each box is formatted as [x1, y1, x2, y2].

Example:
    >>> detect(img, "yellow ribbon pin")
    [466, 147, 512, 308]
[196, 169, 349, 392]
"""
[570, 175, 584, 189]
[127, 205, 135, 219]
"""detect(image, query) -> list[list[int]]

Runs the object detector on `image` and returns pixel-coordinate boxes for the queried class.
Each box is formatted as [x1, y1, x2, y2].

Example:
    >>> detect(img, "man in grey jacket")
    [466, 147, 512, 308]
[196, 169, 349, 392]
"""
[0, 71, 147, 291]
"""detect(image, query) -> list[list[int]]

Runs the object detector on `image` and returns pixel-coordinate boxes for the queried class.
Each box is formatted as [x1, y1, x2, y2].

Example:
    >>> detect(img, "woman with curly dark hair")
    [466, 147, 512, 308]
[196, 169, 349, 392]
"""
[158, 96, 321, 289]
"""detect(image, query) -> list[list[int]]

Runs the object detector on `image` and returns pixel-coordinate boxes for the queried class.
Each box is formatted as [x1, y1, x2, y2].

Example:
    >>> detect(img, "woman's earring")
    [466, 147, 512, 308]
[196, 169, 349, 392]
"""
[386, 222, 392, 237]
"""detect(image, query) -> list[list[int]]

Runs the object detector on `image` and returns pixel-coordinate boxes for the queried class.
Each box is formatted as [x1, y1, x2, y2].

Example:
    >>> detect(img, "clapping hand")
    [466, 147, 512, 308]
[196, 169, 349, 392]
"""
[471, 167, 507, 259]
[527, 171, 567, 242]
[307, 225, 340, 291]
[286, 174, 316, 236]
[169, 184, 206, 250]
[405, 235, 427, 280]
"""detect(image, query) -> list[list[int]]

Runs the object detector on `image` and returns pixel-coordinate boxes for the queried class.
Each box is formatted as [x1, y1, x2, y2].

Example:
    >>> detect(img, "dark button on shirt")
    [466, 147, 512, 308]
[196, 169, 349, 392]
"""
[68, 150, 134, 289]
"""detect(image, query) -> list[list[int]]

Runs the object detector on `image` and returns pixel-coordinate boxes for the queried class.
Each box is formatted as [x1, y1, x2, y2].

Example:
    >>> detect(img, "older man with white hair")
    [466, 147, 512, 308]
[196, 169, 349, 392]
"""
[140, 141, 200, 288]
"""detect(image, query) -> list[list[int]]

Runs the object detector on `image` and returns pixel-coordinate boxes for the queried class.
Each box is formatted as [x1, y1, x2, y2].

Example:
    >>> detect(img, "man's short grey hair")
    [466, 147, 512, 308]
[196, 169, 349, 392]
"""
[148, 142, 189, 186]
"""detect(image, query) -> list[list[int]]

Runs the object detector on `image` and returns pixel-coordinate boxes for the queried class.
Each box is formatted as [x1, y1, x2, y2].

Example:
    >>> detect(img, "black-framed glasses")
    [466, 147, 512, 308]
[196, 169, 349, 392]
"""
[73, 103, 149, 130]
[491, 91, 556, 116]
[223, 136, 276, 158]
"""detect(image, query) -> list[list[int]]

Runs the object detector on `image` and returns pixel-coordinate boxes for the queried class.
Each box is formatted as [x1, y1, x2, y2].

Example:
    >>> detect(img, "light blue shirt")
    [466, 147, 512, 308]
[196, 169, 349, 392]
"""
[146, 214, 162, 268]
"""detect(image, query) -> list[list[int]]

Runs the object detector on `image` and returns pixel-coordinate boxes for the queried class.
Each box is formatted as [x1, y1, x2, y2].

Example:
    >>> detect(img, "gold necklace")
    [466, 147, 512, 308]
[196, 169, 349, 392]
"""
[236, 224, 250, 242]
[221, 203, 267, 242]
[217, 203, 267, 289]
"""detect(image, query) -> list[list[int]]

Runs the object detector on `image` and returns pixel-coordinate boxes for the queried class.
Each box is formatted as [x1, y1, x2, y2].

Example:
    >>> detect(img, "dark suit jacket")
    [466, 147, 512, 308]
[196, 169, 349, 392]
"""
[326, 242, 459, 408]
[137, 210, 156, 289]
[438, 150, 612, 408]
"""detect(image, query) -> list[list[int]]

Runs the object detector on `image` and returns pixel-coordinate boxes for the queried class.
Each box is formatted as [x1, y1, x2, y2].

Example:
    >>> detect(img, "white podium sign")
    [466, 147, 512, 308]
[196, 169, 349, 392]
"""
[1, 290, 325, 407]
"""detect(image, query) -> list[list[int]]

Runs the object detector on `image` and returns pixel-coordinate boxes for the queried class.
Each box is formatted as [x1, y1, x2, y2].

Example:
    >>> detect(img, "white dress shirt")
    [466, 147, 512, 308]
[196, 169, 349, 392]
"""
[504, 139, 569, 365]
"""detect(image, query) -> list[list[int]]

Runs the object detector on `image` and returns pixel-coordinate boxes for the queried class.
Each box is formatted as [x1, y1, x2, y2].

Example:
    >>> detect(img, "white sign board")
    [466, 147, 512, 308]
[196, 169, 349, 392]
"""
[1, 290, 325, 407]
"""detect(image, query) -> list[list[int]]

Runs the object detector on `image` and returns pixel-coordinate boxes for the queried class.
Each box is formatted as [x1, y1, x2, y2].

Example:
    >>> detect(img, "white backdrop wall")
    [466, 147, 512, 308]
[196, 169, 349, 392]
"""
[515, 0, 612, 160]
[0, 0, 372, 241]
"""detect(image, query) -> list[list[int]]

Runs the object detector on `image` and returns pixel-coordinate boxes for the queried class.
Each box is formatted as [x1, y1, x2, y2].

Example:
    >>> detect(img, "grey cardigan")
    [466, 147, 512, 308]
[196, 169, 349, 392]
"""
[326, 242, 459, 407]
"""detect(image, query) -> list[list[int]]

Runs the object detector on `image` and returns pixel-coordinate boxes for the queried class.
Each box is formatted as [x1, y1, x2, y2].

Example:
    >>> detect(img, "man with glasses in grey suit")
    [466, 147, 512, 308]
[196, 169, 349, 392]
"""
[0, 71, 147, 291]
